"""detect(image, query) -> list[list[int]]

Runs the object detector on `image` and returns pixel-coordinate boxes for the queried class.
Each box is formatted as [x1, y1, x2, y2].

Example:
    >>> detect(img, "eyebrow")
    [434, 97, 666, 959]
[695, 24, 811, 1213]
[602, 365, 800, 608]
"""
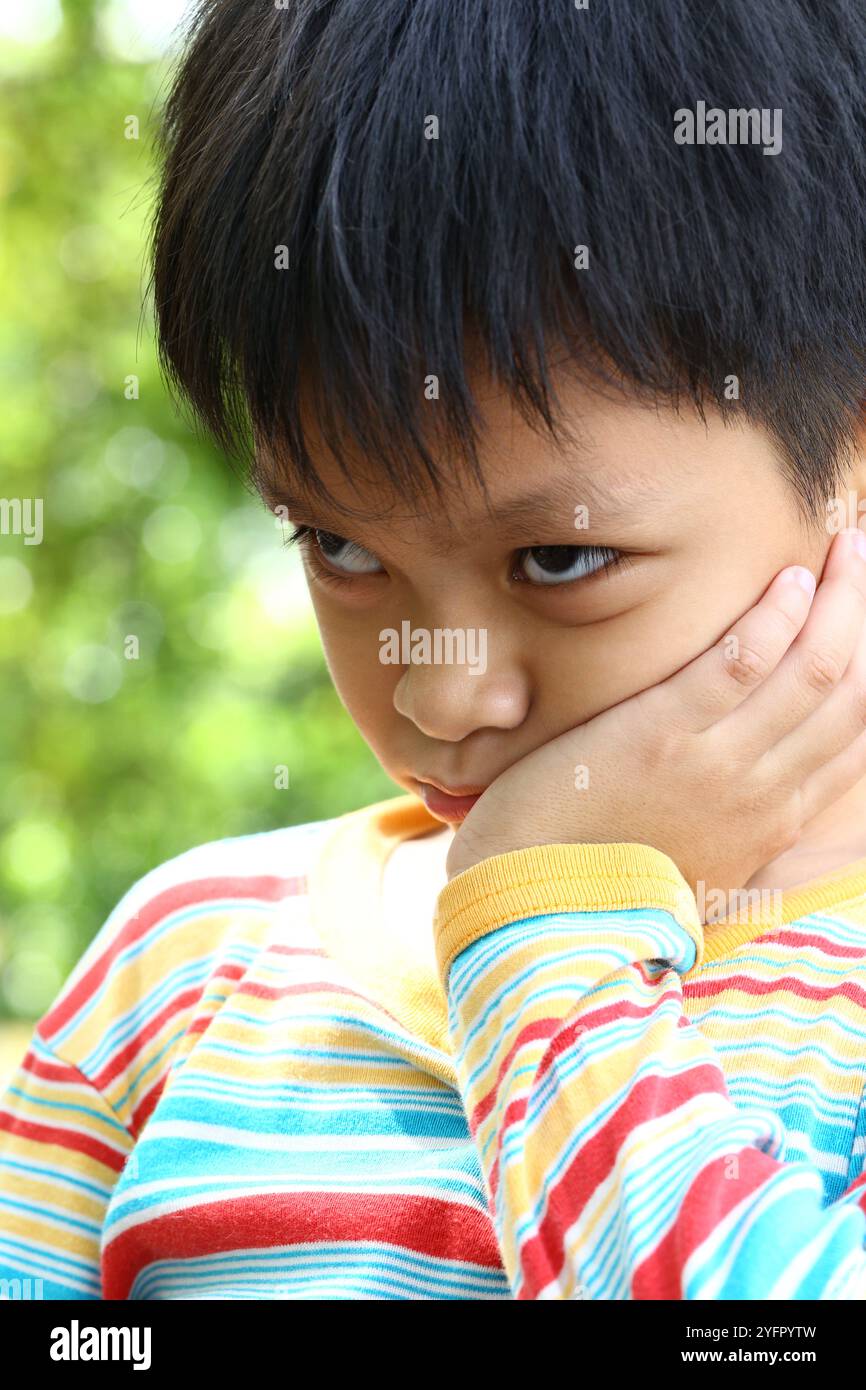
[264, 468, 669, 553]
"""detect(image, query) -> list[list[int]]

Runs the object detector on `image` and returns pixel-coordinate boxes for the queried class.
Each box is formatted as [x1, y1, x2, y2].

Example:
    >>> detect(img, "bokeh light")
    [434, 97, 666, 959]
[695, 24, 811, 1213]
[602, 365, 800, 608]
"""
[0, 0, 395, 1051]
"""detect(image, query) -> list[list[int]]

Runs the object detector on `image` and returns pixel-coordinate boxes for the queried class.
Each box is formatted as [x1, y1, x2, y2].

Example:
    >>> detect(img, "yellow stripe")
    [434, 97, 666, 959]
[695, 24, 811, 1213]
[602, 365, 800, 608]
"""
[434, 842, 702, 983]
[307, 792, 866, 1031]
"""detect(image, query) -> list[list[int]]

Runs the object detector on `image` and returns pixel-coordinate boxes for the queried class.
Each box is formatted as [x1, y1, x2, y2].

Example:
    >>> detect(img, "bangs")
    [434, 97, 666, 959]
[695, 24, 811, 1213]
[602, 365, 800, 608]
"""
[151, 0, 866, 517]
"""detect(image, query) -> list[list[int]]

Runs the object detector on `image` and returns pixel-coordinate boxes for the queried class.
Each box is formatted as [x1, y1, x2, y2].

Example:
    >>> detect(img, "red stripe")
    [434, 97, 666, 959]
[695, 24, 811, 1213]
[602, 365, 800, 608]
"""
[130, 1079, 168, 1136]
[236, 979, 411, 1032]
[469, 985, 685, 1134]
[515, 1060, 728, 1298]
[632, 1148, 782, 1298]
[268, 944, 327, 957]
[236, 979, 386, 1002]
[86, 985, 206, 1094]
[14, 1049, 86, 1085]
[101, 1190, 505, 1298]
[683, 972, 866, 1010]
[0, 1110, 128, 1174]
[40, 874, 305, 1036]
[465, 1016, 560, 1131]
[770, 929, 866, 959]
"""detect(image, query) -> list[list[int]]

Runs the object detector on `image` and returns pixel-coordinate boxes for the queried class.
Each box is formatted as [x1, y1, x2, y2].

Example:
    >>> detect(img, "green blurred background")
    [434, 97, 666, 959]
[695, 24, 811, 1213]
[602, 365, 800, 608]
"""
[0, 0, 395, 1077]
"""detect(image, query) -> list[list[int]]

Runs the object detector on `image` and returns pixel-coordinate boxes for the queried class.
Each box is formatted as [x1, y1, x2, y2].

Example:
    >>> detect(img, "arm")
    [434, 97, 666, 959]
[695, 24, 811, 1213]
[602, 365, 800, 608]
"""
[0, 1030, 134, 1299]
[434, 841, 866, 1300]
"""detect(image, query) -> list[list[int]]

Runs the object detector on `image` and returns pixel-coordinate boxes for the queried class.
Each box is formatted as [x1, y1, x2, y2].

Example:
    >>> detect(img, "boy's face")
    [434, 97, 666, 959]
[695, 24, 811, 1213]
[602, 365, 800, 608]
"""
[263, 366, 838, 824]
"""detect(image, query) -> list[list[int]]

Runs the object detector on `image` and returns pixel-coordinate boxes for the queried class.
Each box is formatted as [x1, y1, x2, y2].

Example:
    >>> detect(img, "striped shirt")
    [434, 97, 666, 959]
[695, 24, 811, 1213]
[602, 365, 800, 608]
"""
[1, 792, 866, 1299]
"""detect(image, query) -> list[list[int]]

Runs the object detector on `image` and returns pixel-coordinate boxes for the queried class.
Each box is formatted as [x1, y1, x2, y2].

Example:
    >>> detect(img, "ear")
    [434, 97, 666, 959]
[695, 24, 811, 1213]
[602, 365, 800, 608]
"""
[831, 415, 866, 526]
[851, 420, 866, 507]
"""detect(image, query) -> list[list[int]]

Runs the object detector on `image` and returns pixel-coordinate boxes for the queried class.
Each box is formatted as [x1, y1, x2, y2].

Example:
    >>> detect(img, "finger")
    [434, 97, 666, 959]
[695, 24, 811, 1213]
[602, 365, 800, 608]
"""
[648, 563, 816, 731]
[763, 610, 866, 781]
[800, 722, 866, 823]
[721, 528, 866, 752]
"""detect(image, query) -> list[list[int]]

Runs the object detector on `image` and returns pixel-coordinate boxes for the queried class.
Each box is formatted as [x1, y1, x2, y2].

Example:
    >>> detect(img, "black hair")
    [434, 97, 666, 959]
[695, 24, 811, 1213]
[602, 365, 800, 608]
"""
[150, 0, 866, 520]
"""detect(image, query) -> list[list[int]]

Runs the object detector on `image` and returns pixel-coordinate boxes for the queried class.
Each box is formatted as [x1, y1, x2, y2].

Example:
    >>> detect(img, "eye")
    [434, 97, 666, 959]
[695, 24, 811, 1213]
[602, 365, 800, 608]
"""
[291, 526, 384, 576]
[515, 544, 625, 585]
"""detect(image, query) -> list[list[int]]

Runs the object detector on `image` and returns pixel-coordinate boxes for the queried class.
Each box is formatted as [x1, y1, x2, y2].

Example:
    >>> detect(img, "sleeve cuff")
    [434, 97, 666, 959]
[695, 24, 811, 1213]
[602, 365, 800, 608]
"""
[433, 841, 703, 986]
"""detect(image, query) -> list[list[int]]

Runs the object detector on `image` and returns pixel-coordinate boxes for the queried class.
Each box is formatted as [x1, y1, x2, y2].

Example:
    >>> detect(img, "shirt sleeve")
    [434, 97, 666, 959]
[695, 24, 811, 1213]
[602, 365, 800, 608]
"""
[0, 1029, 134, 1299]
[433, 841, 866, 1300]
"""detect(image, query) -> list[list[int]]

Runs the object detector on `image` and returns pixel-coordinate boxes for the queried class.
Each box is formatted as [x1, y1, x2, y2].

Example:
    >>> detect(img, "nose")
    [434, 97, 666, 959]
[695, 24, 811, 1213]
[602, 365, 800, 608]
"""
[391, 623, 530, 741]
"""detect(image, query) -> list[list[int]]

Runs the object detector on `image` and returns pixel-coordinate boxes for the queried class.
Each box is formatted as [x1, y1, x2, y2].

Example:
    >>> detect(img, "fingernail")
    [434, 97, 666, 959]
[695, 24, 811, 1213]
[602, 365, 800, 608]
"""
[850, 528, 866, 560]
[790, 566, 816, 595]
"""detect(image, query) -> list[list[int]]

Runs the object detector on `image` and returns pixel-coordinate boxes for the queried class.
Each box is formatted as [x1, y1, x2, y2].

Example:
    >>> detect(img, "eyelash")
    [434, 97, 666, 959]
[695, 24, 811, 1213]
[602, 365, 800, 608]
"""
[282, 525, 357, 588]
[281, 524, 633, 587]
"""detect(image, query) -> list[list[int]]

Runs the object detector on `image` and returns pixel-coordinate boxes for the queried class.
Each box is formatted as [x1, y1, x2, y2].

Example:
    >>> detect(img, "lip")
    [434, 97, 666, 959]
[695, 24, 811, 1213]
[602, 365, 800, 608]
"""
[414, 777, 488, 822]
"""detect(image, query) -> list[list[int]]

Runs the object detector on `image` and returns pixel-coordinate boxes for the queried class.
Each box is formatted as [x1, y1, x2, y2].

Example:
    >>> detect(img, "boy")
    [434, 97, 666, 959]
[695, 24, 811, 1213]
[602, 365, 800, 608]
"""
[4, 0, 866, 1299]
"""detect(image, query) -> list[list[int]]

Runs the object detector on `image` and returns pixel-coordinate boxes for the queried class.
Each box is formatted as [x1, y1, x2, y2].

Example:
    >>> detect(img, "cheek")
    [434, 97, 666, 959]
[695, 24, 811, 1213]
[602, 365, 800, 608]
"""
[539, 618, 676, 727]
[541, 553, 787, 725]
[317, 615, 398, 740]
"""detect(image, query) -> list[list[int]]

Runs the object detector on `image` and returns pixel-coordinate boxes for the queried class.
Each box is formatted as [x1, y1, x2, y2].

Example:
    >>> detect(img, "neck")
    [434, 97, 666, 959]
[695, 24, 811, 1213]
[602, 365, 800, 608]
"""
[745, 774, 866, 895]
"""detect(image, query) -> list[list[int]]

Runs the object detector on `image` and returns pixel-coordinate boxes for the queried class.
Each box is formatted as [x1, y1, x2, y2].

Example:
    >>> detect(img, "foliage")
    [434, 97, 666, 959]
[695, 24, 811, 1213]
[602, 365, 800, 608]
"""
[0, 0, 394, 1024]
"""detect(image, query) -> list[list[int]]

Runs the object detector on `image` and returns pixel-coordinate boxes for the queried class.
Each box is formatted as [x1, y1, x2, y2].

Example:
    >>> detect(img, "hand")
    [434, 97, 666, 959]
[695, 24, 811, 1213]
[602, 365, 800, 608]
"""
[446, 529, 866, 905]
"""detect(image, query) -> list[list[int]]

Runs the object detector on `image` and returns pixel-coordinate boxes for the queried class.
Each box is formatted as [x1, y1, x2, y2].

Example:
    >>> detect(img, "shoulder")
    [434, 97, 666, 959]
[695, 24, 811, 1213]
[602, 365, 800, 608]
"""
[32, 814, 343, 1118]
[59, 813, 342, 994]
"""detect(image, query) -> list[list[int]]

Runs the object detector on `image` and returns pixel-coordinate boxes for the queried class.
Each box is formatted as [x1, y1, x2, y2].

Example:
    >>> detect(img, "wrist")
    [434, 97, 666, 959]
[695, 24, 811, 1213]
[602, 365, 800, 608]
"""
[436, 840, 705, 982]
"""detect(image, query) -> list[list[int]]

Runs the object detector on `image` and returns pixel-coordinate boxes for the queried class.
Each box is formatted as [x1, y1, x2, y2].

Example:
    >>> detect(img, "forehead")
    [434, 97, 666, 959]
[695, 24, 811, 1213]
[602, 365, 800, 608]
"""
[256, 367, 762, 544]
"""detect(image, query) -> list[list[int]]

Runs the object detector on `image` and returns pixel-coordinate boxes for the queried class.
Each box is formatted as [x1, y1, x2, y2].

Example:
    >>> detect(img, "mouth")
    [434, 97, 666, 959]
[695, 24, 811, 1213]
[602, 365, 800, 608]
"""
[413, 777, 488, 822]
